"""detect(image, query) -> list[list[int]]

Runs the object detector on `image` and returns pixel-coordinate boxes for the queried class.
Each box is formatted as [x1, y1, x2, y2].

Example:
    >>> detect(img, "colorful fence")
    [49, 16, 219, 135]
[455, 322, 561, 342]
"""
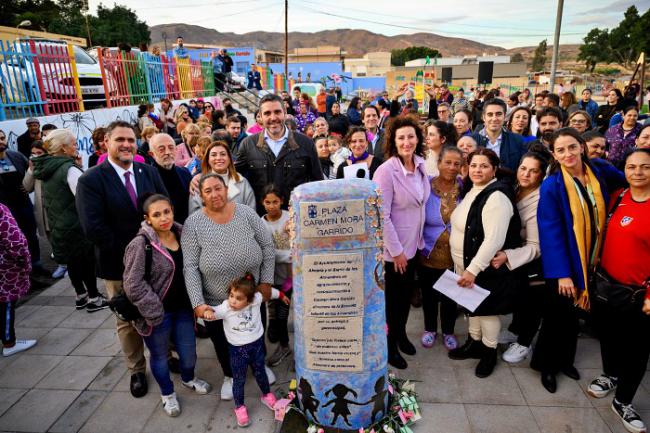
[0, 39, 82, 120]
[0, 41, 218, 120]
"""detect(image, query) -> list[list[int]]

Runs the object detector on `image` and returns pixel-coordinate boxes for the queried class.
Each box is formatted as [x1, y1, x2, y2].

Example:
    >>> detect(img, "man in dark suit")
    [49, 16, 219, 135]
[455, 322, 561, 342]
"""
[76, 121, 167, 398]
[472, 98, 527, 173]
[148, 133, 192, 223]
[362, 105, 385, 159]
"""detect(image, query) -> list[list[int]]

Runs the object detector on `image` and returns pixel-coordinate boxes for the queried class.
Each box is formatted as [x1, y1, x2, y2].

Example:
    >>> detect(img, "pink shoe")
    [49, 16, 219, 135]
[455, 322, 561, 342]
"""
[443, 334, 458, 350]
[234, 405, 250, 427]
[261, 393, 277, 410]
[421, 331, 436, 348]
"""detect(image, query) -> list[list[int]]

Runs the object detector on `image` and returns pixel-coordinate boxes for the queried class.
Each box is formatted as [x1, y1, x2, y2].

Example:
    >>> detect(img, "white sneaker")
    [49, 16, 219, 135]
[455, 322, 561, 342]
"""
[502, 342, 531, 363]
[221, 377, 233, 400]
[2, 340, 37, 357]
[161, 392, 181, 417]
[498, 329, 518, 345]
[265, 366, 276, 385]
[182, 377, 212, 395]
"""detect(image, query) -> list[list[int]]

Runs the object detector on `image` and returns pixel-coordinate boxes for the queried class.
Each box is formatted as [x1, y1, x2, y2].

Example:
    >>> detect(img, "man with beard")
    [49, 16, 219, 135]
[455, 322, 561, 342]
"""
[362, 105, 385, 158]
[173, 36, 189, 59]
[17, 118, 42, 159]
[222, 97, 242, 117]
[76, 121, 167, 399]
[472, 98, 527, 173]
[530, 107, 562, 150]
[149, 133, 192, 223]
[235, 94, 322, 215]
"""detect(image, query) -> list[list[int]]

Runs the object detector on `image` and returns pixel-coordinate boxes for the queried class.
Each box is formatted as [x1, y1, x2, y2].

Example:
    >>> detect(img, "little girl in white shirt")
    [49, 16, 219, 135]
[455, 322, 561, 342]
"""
[204, 273, 289, 427]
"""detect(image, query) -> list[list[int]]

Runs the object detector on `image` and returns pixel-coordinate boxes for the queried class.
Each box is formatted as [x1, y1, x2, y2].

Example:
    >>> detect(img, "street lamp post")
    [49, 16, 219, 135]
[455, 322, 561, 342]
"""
[549, 0, 564, 92]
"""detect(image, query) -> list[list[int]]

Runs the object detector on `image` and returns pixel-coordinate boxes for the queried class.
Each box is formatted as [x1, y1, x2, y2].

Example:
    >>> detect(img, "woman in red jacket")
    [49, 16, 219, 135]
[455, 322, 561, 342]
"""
[587, 148, 650, 433]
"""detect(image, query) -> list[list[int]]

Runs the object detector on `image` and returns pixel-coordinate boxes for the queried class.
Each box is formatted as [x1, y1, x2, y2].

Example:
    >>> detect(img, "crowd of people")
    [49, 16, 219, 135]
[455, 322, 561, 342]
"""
[0, 80, 649, 432]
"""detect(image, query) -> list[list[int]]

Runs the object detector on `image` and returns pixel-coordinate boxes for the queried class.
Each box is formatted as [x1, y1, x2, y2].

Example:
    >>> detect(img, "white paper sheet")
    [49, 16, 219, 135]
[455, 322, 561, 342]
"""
[343, 162, 370, 179]
[432, 269, 490, 313]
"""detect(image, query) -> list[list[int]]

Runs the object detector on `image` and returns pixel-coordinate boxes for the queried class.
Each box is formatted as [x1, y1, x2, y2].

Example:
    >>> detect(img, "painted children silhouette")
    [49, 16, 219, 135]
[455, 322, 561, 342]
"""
[365, 376, 388, 423]
[298, 378, 320, 422]
[322, 383, 364, 426]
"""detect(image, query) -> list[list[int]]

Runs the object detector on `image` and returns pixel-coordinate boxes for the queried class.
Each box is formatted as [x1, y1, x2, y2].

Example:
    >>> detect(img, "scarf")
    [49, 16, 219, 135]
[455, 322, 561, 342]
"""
[349, 151, 369, 164]
[561, 164, 606, 311]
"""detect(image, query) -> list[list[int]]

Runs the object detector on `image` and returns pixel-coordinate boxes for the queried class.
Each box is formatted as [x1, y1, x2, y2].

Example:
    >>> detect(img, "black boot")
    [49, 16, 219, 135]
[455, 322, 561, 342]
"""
[448, 338, 484, 360]
[398, 336, 416, 356]
[388, 336, 408, 369]
[475, 346, 497, 378]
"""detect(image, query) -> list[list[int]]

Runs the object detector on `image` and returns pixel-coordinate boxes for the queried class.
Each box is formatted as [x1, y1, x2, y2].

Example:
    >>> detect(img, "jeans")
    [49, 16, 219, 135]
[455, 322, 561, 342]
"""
[1, 301, 16, 346]
[229, 336, 269, 407]
[142, 310, 196, 396]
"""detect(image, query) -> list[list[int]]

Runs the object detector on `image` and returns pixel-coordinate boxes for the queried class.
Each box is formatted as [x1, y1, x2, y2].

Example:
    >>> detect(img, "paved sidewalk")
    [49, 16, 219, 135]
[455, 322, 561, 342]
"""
[1, 278, 649, 433]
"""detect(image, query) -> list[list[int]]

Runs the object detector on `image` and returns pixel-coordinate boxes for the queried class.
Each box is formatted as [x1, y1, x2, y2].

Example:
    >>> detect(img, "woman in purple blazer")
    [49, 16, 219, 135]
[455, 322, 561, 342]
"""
[373, 115, 431, 370]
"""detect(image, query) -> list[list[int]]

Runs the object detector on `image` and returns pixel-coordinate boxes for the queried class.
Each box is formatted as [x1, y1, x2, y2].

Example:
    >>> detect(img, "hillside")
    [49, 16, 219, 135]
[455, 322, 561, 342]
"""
[150, 24, 505, 57]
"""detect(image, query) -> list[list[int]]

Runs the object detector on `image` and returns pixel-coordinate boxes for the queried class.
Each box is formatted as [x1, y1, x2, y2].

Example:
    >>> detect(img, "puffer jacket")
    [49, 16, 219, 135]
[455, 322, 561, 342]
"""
[122, 221, 184, 336]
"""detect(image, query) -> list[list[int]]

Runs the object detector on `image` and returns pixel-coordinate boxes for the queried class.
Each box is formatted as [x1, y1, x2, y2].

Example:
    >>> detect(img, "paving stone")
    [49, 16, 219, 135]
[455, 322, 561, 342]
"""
[14, 305, 45, 325]
[407, 365, 462, 404]
[465, 404, 541, 433]
[413, 403, 471, 433]
[0, 388, 28, 417]
[531, 406, 611, 433]
[39, 279, 77, 296]
[0, 389, 80, 432]
[18, 305, 76, 328]
[78, 391, 159, 433]
[87, 356, 128, 391]
[99, 314, 117, 329]
[141, 393, 219, 433]
[45, 295, 77, 307]
[207, 397, 275, 433]
[577, 368, 650, 410]
[36, 355, 111, 390]
[70, 328, 122, 356]
[28, 327, 93, 356]
[512, 366, 592, 408]
[49, 390, 109, 433]
[195, 337, 218, 359]
[574, 337, 604, 369]
[59, 308, 112, 329]
[0, 354, 64, 388]
[456, 365, 527, 405]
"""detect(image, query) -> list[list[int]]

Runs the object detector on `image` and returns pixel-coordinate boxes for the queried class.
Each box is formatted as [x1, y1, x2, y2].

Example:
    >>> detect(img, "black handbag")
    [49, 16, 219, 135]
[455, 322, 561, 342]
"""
[592, 268, 646, 311]
[108, 235, 151, 321]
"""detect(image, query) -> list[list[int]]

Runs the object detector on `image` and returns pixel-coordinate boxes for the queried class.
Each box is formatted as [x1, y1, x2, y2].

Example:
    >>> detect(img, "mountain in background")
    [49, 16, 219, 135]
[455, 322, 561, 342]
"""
[150, 24, 506, 57]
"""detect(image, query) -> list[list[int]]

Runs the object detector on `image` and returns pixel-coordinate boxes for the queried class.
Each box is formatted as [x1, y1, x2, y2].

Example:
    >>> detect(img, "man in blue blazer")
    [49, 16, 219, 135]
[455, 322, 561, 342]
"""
[472, 98, 528, 173]
[76, 121, 168, 398]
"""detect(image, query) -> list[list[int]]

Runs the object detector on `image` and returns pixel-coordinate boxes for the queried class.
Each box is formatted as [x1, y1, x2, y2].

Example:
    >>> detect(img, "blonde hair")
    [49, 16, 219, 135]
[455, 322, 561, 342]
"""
[174, 106, 189, 124]
[141, 126, 159, 141]
[43, 129, 75, 155]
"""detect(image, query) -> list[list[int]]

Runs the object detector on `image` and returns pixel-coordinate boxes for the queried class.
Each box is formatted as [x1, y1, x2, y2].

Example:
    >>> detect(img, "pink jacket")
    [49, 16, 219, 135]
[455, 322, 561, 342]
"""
[373, 155, 430, 262]
[175, 142, 194, 167]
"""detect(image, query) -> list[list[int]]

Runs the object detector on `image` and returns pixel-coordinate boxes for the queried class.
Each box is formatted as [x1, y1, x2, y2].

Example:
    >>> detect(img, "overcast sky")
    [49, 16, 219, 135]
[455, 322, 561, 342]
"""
[89, 0, 649, 49]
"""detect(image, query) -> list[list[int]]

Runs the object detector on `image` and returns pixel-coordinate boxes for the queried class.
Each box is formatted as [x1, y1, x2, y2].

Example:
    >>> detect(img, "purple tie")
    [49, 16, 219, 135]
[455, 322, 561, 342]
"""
[124, 172, 138, 209]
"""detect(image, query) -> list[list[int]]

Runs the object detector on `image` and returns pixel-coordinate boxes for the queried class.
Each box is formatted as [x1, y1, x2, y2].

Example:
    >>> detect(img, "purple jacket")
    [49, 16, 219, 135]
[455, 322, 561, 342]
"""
[421, 177, 462, 258]
[605, 123, 641, 167]
[373, 155, 431, 262]
[0, 204, 31, 303]
[122, 221, 184, 336]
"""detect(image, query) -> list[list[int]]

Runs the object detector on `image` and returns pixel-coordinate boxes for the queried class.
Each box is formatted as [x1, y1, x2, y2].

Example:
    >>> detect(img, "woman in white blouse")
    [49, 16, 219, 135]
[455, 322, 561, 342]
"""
[490, 152, 548, 364]
[447, 148, 525, 378]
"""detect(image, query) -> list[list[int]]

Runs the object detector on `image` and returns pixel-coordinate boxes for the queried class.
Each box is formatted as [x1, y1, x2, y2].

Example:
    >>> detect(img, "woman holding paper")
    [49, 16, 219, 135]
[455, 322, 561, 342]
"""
[531, 128, 624, 394]
[336, 127, 382, 180]
[373, 115, 430, 370]
[448, 148, 524, 378]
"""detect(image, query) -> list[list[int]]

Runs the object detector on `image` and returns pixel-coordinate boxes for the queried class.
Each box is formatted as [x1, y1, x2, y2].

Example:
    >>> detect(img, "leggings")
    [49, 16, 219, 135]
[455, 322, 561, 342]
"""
[229, 336, 270, 407]
[1, 301, 16, 346]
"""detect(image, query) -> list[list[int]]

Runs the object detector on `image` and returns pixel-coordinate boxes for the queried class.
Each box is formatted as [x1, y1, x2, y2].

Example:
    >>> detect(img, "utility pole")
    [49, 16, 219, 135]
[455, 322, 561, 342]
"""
[549, 0, 564, 92]
[284, 0, 288, 85]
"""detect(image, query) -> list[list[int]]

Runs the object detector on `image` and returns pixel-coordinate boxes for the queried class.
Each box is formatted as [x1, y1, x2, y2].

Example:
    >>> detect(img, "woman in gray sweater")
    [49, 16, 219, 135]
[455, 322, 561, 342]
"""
[181, 173, 275, 401]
